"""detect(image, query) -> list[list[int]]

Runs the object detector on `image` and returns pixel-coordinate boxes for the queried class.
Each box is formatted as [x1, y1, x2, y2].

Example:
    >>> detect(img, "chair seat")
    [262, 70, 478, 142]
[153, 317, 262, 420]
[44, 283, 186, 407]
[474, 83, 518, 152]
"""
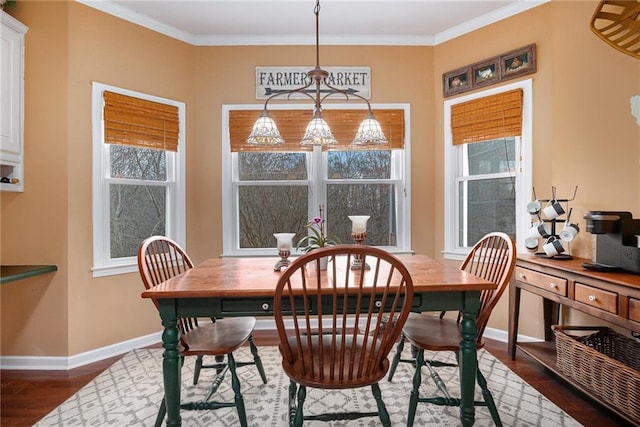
[182, 317, 256, 356]
[402, 313, 485, 352]
[281, 334, 388, 389]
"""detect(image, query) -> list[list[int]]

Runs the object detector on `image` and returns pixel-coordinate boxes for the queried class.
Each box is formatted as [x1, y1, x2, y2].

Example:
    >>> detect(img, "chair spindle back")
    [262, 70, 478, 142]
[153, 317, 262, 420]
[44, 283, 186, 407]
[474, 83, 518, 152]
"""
[459, 232, 516, 339]
[138, 236, 199, 344]
[274, 244, 414, 388]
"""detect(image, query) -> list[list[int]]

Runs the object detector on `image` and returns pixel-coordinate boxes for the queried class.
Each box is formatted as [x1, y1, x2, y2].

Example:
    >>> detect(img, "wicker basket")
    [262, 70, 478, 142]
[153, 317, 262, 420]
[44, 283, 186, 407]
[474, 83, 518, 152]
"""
[553, 325, 640, 424]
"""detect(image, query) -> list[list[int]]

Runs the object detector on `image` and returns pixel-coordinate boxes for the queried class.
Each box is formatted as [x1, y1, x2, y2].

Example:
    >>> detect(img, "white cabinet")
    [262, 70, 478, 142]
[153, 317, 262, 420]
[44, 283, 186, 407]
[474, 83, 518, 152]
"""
[0, 10, 27, 192]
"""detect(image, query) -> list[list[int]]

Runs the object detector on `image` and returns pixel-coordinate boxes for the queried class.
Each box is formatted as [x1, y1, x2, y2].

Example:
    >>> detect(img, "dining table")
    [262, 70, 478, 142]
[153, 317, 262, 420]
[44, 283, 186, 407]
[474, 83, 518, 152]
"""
[141, 254, 495, 427]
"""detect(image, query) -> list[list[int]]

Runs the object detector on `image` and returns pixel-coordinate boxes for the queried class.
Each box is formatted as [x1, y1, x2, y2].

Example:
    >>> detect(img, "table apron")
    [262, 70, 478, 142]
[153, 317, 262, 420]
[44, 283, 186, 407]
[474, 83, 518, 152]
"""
[155, 290, 481, 319]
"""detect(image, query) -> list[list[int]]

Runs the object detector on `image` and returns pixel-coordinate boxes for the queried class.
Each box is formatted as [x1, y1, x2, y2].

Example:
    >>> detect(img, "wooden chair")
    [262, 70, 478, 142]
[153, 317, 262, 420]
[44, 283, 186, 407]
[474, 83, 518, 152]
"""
[387, 232, 516, 427]
[137, 236, 267, 427]
[273, 244, 414, 427]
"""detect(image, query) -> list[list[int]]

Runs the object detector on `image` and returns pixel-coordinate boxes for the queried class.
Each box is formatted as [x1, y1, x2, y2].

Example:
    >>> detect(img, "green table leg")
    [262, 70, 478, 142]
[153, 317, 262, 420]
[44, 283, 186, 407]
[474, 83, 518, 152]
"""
[459, 302, 478, 427]
[161, 315, 182, 427]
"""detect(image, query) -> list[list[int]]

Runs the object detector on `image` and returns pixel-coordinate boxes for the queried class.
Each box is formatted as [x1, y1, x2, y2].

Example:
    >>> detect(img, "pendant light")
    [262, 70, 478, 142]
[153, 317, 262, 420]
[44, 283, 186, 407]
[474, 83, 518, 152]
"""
[246, 0, 387, 147]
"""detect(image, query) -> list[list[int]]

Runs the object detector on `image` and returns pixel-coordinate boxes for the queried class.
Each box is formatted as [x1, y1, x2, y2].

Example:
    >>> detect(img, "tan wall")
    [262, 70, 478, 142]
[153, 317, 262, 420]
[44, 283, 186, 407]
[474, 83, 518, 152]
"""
[1, 1, 69, 355]
[1, 0, 638, 357]
[189, 44, 434, 262]
[1, 1, 197, 356]
[65, 4, 198, 355]
[434, 0, 640, 338]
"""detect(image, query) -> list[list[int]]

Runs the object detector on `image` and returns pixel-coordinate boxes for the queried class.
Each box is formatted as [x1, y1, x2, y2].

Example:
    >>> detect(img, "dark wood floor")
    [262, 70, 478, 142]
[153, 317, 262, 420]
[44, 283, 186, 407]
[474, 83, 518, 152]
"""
[0, 331, 633, 427]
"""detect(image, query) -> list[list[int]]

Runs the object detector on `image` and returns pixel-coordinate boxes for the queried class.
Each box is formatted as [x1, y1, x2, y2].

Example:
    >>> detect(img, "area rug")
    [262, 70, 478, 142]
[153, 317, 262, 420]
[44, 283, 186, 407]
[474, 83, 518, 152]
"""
[36, 346, 580, 426]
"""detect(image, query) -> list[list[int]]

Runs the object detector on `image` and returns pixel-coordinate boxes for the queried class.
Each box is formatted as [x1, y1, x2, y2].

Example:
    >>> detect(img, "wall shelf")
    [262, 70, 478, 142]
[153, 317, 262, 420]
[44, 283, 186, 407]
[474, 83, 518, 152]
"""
[1, 265, 58, 285]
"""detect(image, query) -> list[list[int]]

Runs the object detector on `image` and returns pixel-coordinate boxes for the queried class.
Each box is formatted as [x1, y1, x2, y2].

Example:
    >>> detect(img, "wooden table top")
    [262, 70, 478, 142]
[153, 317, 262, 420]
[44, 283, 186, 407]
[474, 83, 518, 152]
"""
[141, 254, 494, 300]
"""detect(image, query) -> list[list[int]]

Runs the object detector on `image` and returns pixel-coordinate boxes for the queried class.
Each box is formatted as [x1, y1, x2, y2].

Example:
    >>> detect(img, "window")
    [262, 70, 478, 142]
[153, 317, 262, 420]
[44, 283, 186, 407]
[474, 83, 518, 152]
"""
[444, 80, 532, 259]
[222, 104, 411, 257]
[92, 83, 186, 277]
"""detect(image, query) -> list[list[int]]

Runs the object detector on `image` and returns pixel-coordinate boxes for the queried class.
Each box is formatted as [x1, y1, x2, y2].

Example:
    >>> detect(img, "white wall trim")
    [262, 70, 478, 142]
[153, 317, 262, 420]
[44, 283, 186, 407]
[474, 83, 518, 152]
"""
[0, 332, 162, 371]
[443, 79, 533, 258]
[76, 0, 549, 47]
[482, 326, 542, 344]
[0, 321, 541, 371]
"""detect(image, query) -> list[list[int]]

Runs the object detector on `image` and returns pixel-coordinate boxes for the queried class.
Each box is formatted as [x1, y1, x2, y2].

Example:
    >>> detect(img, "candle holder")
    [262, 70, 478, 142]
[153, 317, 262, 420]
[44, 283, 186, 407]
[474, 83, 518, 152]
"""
[348, 216, 370, 270]
[273, 233, 296, 271]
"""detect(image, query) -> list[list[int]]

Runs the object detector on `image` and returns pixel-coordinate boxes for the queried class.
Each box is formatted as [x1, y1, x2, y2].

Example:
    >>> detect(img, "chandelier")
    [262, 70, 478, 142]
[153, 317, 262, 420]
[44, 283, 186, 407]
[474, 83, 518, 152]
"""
[246, 0, 388, 147]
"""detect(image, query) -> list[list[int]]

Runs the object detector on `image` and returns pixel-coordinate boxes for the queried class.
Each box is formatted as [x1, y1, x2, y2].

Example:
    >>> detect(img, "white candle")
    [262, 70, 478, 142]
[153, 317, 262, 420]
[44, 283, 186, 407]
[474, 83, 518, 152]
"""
[348, 216, 370, 233]
[273, 233, 295, 250]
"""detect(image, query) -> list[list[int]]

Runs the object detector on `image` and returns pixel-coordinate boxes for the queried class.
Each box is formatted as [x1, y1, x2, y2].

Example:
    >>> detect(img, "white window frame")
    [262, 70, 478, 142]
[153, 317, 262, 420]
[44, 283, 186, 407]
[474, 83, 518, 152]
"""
[443, 79, 533, 260]
[221, 103, 412, 257]
[91, 82, 186, 277]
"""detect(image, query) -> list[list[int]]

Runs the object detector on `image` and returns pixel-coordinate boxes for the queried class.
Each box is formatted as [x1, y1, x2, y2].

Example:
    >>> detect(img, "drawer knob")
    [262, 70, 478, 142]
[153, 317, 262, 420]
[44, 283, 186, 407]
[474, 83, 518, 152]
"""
[518, 273, 525, 280]
[588, 295, 596, 302]
[549, 283, 557, 289]
[261, 302, 270, 311]
[375, 300, 382, 308]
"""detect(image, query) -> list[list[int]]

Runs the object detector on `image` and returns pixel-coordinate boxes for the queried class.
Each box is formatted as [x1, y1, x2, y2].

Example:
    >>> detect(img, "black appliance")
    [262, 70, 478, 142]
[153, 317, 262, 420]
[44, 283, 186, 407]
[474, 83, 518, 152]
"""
[583, 211, 640, 274]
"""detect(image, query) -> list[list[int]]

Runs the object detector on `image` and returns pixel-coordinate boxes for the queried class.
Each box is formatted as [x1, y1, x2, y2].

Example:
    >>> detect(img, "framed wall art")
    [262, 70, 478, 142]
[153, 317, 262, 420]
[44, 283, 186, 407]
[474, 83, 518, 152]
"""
[443, 67, 472, 97]
[472, 58, 500, 88]
[500, 44, 536, 80]
[443, 43, 537, 98]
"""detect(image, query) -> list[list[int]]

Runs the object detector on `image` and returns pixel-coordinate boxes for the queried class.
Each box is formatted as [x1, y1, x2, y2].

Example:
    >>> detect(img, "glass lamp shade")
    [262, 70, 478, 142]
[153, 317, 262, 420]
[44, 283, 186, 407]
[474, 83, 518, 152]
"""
[352, 112, 388, 145]
[300, 110, 338, 146]
[348, 215, 370, 233]
[247, 112, 284, 145]
[273, 233, 296, 251]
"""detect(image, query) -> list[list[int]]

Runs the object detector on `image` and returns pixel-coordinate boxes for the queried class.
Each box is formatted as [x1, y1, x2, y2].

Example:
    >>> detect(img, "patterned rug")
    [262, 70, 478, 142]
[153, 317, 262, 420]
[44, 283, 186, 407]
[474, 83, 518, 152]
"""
[36, 346, 580, 426]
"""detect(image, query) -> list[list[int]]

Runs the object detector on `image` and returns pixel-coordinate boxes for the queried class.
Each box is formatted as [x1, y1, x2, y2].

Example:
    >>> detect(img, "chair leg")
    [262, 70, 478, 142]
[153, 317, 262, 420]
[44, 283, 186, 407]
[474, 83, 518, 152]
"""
[287, 379, 297, 427]
[154, 397, 166, 427]
[248, 334, 268, 384]
[193, 355, 204, 385]
[477, 367, 503, 427]
[407, 348, 424, 427]
[294, 383, 306, 427]
[387, 334, 406, 381]
[371, 382, 391, 427]
[226, 353, 248, 427]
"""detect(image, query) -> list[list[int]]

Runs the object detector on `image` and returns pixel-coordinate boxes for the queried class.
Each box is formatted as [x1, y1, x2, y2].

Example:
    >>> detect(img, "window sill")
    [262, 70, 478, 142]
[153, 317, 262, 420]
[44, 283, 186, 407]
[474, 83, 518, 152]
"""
[92, 263, 138, 278]
[441, 250, 468, 262]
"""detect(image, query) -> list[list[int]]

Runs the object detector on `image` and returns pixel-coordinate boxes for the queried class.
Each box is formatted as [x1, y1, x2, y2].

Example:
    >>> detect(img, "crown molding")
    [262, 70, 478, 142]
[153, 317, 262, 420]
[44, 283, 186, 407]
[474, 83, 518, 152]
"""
[77, 0, 549, 47]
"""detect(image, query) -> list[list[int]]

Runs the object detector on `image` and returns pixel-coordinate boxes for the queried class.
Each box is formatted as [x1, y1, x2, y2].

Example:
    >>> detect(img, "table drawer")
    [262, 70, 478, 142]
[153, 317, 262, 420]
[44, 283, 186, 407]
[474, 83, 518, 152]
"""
[574, 283, 617, 314]
[629, 298, 640, 323]
[220, 298, 303, 314]
[515, 266, 567, 296]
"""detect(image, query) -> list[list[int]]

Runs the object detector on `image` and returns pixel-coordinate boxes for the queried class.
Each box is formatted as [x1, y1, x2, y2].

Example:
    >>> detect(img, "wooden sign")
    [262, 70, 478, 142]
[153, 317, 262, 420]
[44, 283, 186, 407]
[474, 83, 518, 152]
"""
[256, 66, 371, 100]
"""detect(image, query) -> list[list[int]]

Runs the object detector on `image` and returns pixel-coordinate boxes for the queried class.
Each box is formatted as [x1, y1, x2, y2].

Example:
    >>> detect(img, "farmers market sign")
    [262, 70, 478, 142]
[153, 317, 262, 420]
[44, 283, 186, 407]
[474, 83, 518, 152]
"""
[256, 66, 371, 100]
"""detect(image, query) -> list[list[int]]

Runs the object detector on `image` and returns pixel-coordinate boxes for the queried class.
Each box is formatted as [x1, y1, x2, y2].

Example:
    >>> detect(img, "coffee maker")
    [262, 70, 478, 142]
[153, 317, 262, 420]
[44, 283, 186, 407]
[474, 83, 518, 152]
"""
[583, 211, 640, 274]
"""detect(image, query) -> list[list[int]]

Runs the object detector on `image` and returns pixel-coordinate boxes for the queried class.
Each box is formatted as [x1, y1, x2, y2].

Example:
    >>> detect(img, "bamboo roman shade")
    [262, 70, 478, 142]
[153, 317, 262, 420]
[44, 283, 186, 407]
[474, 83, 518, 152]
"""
[451, 89, 523, 145]
[103, 91, 179, 152]
[229, 109, 405, 152]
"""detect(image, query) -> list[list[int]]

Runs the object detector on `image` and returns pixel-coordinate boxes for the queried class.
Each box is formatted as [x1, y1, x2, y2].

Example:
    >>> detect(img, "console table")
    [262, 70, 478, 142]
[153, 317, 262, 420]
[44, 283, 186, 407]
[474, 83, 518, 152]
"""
[508, 253, 640, 423]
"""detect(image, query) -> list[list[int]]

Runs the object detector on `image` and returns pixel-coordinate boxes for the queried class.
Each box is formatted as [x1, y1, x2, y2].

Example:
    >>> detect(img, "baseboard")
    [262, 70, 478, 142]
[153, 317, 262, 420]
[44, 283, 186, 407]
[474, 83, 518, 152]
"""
[0, 321, 542, 371]
[254, 318, 277, 330]
[483, 326, 542, 344]
[0, 331, 162, 371]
